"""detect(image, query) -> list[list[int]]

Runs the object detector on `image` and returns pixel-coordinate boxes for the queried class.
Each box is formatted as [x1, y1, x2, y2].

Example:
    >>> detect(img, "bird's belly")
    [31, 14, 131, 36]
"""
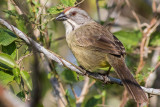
[71, 46, 110, 71]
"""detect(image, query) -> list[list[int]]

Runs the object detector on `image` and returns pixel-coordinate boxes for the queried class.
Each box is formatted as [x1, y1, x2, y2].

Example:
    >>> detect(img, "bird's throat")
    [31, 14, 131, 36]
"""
[63, 19, 80, 35]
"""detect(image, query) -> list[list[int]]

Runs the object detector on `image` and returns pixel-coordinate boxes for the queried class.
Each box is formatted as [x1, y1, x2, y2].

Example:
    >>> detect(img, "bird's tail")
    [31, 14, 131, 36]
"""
[107, 55, 148, 104]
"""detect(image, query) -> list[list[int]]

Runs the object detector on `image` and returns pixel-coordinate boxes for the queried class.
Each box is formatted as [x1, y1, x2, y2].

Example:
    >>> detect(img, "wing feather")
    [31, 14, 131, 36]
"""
[74, 22, 125, 56]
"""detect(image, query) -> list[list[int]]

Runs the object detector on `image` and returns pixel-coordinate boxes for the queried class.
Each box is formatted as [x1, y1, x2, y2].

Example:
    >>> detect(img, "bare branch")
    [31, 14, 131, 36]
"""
[71, 86, 78, 100]
[141, 87, 160, 96]
[125, 0, 142, 32]
[0, 18, 160, 96]
[16, 53, 33, 65]
[76, 77, 90, 107]
[42, 54, 67, 107]
[96, 0, 101, 22]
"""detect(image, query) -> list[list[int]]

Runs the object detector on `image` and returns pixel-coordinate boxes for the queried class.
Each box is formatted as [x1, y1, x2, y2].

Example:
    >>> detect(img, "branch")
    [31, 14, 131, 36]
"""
[0, 18, 160, 96]
[42, 56, 67, 107]
[96, 0, 101, 22]
[76, 77, 90, 107]
[141, 87, 160, 95]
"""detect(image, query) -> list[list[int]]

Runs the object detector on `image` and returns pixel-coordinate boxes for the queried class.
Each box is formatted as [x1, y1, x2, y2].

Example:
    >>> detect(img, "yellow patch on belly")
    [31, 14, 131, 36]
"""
[100, 60, 110, 68]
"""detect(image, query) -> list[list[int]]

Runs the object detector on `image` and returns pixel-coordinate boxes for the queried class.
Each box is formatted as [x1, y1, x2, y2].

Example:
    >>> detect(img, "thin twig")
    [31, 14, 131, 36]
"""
[88, 80, 96, 88]
[75, 0, 85, 7]
[41, 54, 67, 107]
[96, 0, 101, 22]
[152, 62, 160, 72]
[136, 20, 160, 74]
[16, 53, 33, 65]
[35, 0, 49, 25]
[120, 90, 128, 107]
[71, 86, 78, 100]
[76, 77, 90, 107]
[152, 0, 157, 13]
[125, 0, 143, 32]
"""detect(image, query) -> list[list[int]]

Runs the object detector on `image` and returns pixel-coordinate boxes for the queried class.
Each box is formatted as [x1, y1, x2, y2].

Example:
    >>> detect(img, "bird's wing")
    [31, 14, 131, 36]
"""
[113, 35, 126, 55]
[74, 22, 126, 56]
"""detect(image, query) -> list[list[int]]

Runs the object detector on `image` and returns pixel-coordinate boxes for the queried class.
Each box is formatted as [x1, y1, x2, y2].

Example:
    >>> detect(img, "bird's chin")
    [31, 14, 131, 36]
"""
[63, 21, 74, 35]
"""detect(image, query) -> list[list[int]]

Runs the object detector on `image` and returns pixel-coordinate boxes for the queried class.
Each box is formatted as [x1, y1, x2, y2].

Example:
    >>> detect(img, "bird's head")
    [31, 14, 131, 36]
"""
[56, 7, 92, 34]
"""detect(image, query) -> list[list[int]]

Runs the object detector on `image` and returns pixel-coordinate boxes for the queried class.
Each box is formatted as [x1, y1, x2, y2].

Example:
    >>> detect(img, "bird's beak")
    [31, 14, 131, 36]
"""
[56, 12, 67, 21]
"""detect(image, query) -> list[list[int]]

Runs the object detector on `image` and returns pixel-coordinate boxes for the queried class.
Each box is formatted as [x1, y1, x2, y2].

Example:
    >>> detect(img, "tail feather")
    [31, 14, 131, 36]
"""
[107, 55, 148, 103]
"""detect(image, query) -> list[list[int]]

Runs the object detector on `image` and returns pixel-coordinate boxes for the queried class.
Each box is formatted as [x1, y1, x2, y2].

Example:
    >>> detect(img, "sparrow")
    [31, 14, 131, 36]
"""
[56, 7, 148, 104]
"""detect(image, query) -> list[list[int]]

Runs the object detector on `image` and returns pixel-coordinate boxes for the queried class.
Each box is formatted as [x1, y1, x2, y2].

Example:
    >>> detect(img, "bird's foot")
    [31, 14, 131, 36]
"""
[106, 66, 111, 76]
[98, 73, 110, 84]
[103, 75, 110, 84]
[78, 65, 88, 76]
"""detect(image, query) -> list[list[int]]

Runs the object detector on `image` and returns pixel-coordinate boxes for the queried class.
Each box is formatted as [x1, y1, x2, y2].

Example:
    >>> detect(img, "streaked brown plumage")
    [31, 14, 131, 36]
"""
[56, 7, 148, 104]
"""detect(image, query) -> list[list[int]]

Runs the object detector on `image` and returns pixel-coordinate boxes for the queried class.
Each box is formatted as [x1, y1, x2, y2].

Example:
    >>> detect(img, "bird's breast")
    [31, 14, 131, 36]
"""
[69, 44, 110, 71]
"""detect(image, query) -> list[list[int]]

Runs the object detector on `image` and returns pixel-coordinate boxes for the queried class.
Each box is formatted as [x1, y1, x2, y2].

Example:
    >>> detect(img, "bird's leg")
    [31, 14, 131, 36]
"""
[77, 65, 90, 79]
[106, 66, 112, 76]
[100, 66, 112, 84]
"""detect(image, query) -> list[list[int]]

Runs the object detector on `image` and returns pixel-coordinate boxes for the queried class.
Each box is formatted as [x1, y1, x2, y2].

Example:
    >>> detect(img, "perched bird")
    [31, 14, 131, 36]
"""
[56, 7, 148, 104]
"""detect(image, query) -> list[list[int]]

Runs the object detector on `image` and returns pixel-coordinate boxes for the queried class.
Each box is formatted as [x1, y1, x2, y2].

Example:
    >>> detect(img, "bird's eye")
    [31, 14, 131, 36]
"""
[71, 11, 76, 16]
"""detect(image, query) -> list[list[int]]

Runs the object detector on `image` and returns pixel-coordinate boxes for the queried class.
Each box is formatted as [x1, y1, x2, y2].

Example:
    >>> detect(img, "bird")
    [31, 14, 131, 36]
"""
[56, 7, 148, 104]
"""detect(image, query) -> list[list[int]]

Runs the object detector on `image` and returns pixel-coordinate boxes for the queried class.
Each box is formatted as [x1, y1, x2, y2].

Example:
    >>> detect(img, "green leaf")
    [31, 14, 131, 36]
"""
[65, 89, 76, 107]
[13, 68, 20, 77]
[101, 90, 106, 96]
[13, 68, 21, 84]
[84, 91, 105, 107]
[17, 91, 25, 99]
[2, 42, 17, 59]
[15, 17, 28, 34]
[60, 0, 69, 6]
[62, 69, 78, 84]
[47, 0, 76, 14]
[61, 0, 76, 6]
[113, 30, 142, 51]
[94, 90, 106, 99]
[85, 96, 100, 107]
[68, 0, 76, 6]
[3, 10, 17, 17]
[0, 71, 14, 85]
[136, 73, 148, 83]
[0, 28, 17, 46]
[150, 31, 160, 46]
[9, 81, 21, 95]
[0, 53, 18, 70]
[47, 5, 63, 14]
[20, 70, 32, 90]
[94, 94, 102, 99]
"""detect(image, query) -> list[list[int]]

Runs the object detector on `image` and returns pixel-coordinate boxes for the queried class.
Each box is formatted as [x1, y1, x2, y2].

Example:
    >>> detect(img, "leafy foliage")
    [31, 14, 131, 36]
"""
[114, 30, 142, 51]
[0, 28, 17, 46]
[61, 69, 78, 84]
[150, 31, 160, 46]
[0, 71, 14, 85]
[48, 0, 76, 14]
[84, 91, 105, 107]
[47, 5, 64, 14]
[0, 27, 32, 99]
[0, 53, 18, 70]
[2, 42, 17, 59]
[20, 70, 32, 90]
[60, 0, 76, 6]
